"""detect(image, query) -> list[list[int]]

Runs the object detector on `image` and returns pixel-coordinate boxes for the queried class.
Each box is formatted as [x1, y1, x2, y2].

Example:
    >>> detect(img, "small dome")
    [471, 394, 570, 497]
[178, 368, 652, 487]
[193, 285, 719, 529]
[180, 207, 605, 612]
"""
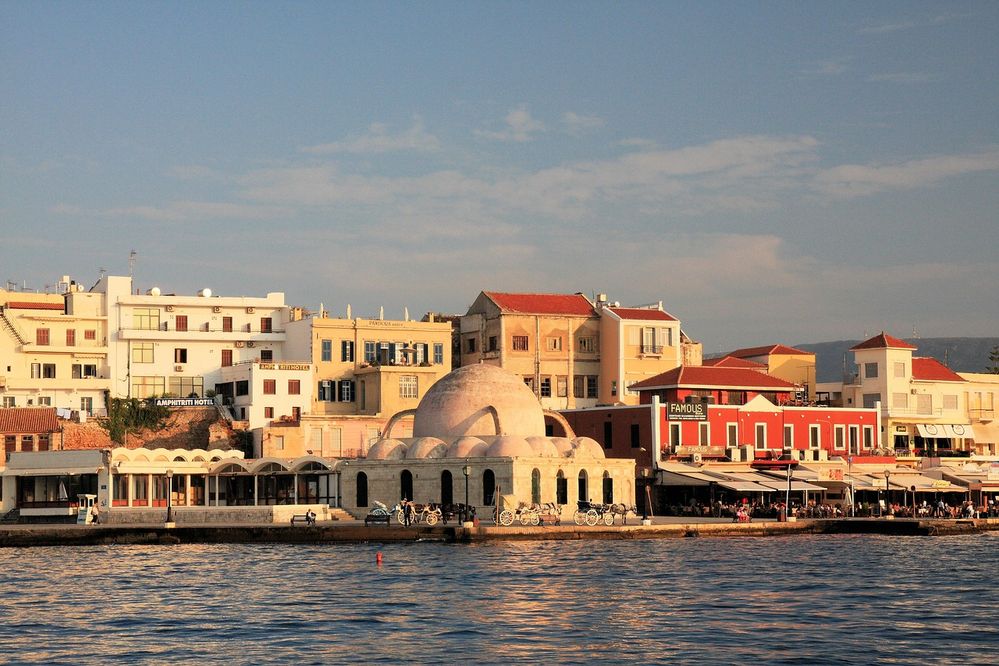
[571, 436, 605, 459]
[526, 436, 560, 458]
[366, 438, 408, 460]
[486, 435, 535, 458]
[445, 436, 489, 458]
[550, 437, 574, 457]
[407, 436, 447, 459]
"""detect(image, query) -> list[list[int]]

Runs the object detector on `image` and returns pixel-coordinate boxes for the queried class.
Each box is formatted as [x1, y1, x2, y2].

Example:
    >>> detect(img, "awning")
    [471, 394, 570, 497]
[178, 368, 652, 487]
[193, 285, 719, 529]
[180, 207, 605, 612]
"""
[715, 480, 775, 493]
[658, 470, 714, 487]
[757, 479, 826, 492]
[1, 466, 102, 477]
[916, 424, 976, 439]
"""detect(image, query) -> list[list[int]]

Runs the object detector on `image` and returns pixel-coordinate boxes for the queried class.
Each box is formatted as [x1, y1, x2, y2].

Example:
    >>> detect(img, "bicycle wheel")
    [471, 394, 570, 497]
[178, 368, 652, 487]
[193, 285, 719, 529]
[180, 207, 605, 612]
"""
[602, 512, 615, 526]
[573, 510, 585, 526]
[499, 510, 514, 526]
[585, 509, 599, 526]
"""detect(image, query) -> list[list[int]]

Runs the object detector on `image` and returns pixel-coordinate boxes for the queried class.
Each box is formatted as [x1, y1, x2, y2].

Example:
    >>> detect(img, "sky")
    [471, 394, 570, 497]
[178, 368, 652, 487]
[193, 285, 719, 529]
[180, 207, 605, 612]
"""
[2, 2, 998, 353]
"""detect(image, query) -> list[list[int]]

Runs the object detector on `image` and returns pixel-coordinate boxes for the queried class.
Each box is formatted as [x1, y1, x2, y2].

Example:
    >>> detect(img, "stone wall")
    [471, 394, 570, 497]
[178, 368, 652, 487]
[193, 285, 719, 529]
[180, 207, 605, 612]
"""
[106, 503, 333, 525]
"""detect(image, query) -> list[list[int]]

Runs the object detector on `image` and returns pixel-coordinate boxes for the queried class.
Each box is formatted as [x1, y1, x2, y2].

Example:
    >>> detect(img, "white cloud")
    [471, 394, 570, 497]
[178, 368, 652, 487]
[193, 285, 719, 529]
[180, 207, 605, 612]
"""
[474, 104, 545, 142]
[813, 149, 999, 198]
[867, 72, 934, 84]
[857, 12, 972, 34]
[801, 57, 851, 77]
[562, 111, 605, 135]
[301, 118, 441, 155]
[49, 200, 290, 222]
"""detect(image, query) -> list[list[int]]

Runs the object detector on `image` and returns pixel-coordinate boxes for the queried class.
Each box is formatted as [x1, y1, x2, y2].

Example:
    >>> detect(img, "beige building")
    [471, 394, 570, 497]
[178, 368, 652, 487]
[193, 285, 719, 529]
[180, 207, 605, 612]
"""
[957, 372, 999, 456]
[460, 291, 696, 410]
[711, 344, 817, 401]
[1, 281, 110, 414]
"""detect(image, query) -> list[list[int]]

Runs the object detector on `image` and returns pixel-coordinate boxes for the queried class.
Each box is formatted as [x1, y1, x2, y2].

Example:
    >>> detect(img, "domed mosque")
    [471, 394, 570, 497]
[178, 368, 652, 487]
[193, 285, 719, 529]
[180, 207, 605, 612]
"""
[341, 364, 635, 520]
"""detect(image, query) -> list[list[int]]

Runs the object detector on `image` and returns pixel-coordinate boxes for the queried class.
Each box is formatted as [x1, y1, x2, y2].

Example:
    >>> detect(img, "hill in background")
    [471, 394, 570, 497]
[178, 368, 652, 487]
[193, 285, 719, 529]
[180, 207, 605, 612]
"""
[795, 337, 999, 383]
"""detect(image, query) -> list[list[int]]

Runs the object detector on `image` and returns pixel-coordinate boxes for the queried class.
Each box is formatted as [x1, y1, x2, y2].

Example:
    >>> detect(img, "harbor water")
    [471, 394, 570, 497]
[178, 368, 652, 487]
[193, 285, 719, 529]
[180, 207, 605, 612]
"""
[1, 533, 996, 664]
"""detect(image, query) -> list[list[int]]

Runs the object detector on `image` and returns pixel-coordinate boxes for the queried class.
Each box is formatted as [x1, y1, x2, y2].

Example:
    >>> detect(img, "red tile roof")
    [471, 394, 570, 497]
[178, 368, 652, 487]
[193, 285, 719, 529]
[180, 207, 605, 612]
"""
[0, 408, 60, 434]
[484, 292, 595, 316]
[850, 332, 917, 351]
[728, 344, 811, 358]
[5, 301, 64, 311]
[629, 366, 797, 391]
[607, 307, 677, 322]
[702, 356, 768, 369]
[912, 357, 966, 382]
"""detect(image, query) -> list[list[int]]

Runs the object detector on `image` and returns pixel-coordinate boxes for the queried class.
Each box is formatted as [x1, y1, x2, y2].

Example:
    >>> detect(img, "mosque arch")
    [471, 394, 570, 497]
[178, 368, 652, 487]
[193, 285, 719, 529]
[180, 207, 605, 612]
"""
[400, 469, 414, 501]
[356, 472, 368, 508]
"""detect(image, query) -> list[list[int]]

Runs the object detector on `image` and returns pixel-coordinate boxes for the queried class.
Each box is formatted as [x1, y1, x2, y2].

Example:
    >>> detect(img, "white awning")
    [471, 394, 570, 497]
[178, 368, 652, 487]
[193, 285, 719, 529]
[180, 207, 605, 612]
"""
[715, 480, 775, 493]
[916, 424, 976, 439]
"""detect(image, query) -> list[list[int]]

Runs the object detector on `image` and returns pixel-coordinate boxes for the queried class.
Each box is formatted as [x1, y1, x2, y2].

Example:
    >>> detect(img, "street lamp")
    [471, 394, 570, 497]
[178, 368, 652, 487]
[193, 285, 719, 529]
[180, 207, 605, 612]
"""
[883, 469, 891, 517]
[166, 469, 174, 526]
[462, 461, 471, 525]
[641, 467, 652, 524]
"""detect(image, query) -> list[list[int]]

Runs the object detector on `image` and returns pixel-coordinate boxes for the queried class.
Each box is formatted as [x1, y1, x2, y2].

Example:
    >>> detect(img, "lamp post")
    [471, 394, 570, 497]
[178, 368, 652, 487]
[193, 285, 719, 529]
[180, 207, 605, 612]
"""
[883, 469, 891, 518]
[166, 469, 174, 526]
[462, 462, 472, 527]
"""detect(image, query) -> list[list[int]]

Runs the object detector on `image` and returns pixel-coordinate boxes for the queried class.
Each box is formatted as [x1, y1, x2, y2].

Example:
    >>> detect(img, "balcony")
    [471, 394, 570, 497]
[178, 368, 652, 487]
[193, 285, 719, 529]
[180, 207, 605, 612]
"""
[640, 344, 663, 356]
[969, 408, 995, 422]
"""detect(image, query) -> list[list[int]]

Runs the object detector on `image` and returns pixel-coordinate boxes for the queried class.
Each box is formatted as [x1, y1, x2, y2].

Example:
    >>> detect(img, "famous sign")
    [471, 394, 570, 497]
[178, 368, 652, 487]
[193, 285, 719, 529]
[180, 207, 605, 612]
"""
[666, 402, 707, 421]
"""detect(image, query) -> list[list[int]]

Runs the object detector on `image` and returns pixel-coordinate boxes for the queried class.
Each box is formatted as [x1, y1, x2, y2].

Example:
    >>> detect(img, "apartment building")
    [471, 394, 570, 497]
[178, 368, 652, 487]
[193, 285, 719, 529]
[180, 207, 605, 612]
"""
[708, 344, 817, 401]
[1, 280, 110, 415]
[599, 304, 684, 406]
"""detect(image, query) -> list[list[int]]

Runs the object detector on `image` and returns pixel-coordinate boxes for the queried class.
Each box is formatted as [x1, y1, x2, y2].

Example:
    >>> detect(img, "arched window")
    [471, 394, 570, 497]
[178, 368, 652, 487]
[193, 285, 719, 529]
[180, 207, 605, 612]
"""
[556, 470, 568, 505]
[400, 469, 413, 501]
[441, 470, 454, 505]
[602, 471, 614, 505]
[356, 472, 368, 507]
[482, 469, 496, 506]
[531, 469, 541, 504]
[578, 469, 589, 504]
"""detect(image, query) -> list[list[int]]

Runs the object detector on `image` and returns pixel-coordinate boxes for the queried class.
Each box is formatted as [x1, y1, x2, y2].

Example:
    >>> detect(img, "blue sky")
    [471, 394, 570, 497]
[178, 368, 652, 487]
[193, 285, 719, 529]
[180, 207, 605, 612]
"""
[2, 1, 997, 352]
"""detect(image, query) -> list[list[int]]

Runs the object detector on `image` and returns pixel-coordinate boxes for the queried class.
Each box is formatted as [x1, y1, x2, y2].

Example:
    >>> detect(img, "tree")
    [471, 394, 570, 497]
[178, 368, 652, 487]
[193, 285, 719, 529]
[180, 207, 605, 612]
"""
[989, 345, 999, 374]
[98, 396, 171, 446]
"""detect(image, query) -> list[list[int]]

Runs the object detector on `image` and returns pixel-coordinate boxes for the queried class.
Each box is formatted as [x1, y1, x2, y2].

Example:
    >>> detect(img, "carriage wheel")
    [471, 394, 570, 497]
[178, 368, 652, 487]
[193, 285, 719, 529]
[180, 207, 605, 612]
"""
[425, 512, 439, 526]
[573, 511, 586, 526]
[519, 512, 532, 526]
[585, 509, 599, 526]
[395, 511, 406, 525]
[602, 512, 615, 526]
[499, 510, 514, 526]
[530, 512, 540, 526]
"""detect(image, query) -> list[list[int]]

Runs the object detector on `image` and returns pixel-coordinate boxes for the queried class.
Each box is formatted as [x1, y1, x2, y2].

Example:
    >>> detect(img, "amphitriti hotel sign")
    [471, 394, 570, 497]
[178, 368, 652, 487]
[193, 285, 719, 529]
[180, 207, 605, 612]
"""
[154, 398, 215, 407]
[666, 402, 707, 421]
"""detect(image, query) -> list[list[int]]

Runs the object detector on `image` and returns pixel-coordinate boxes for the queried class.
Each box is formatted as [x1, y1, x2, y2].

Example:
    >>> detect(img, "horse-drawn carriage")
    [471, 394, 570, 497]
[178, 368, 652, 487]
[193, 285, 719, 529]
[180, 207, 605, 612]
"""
[573, 500, 637, 526]
[496, 495, 561, 526]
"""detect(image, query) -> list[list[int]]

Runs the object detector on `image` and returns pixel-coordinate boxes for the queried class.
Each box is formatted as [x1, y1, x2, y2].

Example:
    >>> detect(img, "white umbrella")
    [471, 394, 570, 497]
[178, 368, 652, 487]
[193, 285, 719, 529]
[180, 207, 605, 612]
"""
[58, 481, 68, 502]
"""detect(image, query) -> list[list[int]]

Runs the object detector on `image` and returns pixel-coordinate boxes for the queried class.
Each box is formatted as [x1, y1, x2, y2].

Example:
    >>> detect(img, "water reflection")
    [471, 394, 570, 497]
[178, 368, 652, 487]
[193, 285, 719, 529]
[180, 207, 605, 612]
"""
[0, 535, 996, 664]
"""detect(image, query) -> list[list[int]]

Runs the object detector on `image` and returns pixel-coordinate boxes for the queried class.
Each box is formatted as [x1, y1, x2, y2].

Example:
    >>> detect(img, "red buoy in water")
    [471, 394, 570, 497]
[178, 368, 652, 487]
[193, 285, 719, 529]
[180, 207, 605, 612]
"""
[376, 551, 383, 565]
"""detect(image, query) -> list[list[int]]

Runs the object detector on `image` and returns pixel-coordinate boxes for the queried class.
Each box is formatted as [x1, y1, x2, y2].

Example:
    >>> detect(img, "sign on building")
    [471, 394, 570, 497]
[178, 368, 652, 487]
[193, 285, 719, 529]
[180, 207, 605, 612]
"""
[666, 402, 707, 421]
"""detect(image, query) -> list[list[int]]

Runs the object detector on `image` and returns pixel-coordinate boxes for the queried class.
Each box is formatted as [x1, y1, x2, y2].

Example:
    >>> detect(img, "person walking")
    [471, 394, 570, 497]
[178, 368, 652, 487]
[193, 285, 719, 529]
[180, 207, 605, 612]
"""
[404, 499, 414, 527]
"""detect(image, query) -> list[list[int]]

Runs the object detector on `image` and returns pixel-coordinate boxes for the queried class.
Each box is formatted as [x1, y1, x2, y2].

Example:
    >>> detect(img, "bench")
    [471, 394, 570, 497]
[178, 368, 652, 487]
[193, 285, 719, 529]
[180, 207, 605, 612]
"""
[290, 514, 315, 526]
[364, 513, 391, 527]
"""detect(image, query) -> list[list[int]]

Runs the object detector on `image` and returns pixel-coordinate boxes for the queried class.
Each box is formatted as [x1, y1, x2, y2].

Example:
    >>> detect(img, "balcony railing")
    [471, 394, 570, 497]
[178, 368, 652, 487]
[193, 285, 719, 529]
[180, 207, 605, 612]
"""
[640, 344, 663, 355]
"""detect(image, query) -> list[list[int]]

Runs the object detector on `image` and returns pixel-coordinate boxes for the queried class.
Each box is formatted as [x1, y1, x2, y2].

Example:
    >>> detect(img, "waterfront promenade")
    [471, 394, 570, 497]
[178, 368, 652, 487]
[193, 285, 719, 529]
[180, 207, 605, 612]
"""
[2, 516, 996, 547]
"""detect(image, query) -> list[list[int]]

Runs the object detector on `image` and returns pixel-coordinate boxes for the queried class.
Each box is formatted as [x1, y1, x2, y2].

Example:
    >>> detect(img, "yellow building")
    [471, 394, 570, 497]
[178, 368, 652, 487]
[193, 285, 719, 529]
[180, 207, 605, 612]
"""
[715, 344, 817, 401]
[598, 305, 684, 405]
[957, 372, 999, 456]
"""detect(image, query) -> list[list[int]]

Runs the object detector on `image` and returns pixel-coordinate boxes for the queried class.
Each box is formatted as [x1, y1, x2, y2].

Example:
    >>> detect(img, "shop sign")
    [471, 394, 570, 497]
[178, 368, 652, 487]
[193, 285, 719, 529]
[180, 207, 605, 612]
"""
[154, 398, 215, 407]
[667, 402, 707, 421]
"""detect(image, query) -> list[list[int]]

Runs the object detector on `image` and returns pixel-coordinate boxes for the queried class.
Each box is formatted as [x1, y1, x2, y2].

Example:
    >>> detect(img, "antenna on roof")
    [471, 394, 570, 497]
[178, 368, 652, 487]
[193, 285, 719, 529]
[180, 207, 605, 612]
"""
[128, 250, 137, 278]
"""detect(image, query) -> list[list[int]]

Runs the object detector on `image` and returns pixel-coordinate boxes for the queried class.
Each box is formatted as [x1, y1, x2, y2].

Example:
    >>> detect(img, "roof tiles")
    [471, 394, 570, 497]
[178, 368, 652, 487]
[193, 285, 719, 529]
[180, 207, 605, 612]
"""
[608, 307, 677, 322]
[629, 366, 797, 391]
[0, 408, 59, 434]
[912, 357, 966, 382]
[850, 332, 917, 351]
[484, 292, 595, 316]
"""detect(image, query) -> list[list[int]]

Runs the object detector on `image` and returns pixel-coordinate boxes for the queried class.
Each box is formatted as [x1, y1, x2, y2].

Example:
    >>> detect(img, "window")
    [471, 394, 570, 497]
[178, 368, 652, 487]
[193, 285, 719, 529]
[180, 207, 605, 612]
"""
[169, 376, 203, 397]
[342, 340, 354, 362]
[84, 329, 96, 340]
[487, 336, 498, 352]
[864, 362, 878, 378]
[222, 316, 233, 333]
[466, 337, 476, 353]
[221, 349, 233, 367]
[284, 379, 299, 395]
[260, 317, 273, 333]
[318, 380, 334, 401]
[893, 393, 908, 409]
[578, 336, 595, 353]
[512, 335, 529, 351]
[38, 397, 51, 406]
[916, 394, 932, 414]
[263, 379, 276, 395]
[603, 422, 613, 449]
[834, 425, 845, 450]
[849, 426, 859, 455]
[862, 393, 881, 409]
[364, 341, 377, 363]
[943, 395, 958, 411]
[630, 423, 641, 449]
[573, 376, 585, 398]
[236, 380, 249, 396]
[273, 436, 284, 451]
[66, 329, 76, 346]
[264, 407, 274, 418]
[132, 376, 166, 398]
[863, 426, 874, 450]
[546, 336, 562, 352]
[556, 471, 568, 505]
[586, 376, 598, 399]
[36, 328, 50, 345]
[669, 423, 681, 448]
[133, 343, 154, 363]
[557, 376, 568, 398]
[2, 397, 15, 408]
[42, 363, 56, 378]
[321, 340, 332, 362]
[728, 424, 739, 447]
[415, 343, 428, 365]
[175, 315, 188, 332]
[72, 364, 97, 379]
[894, 362, 906, 378]
[809, 425, 821, 449]
[398, 375, 418, 399]
[641, 327, 663, 354]
[433, 343, 443, 365]
[340, 379, 355, 402]
[133, 308, 160, 330]
[260, 349, 273, 362]
[699, 422, 710, 446]
[174, 348, 187, 364]
[755, 423, 767, 449]
[540, 377, 551, 398]
[31, 363, 41, 378]
[783, 425, 793, 449]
